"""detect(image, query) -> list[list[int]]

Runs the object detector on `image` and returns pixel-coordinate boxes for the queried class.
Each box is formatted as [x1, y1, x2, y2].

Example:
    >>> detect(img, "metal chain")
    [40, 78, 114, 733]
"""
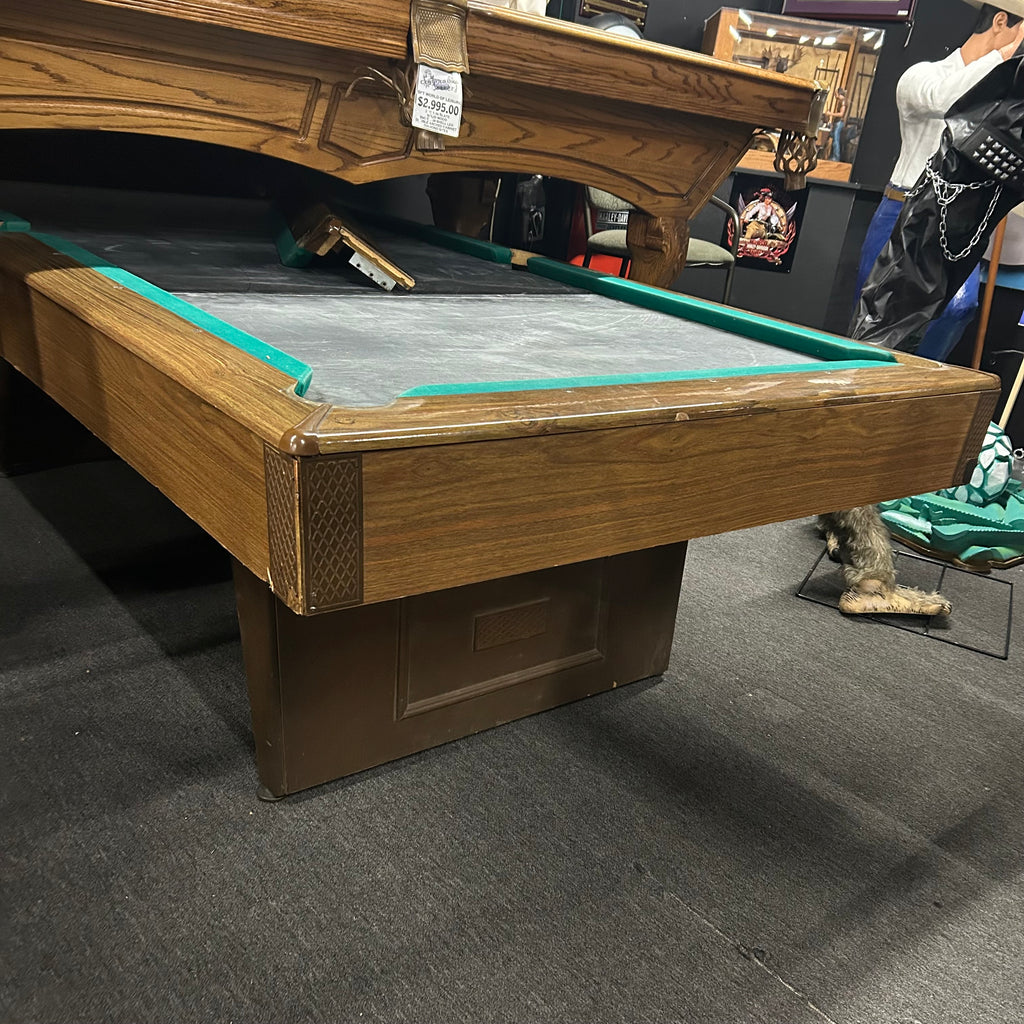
[904, 174, 928, 201]
[922, 164, 1003, 261]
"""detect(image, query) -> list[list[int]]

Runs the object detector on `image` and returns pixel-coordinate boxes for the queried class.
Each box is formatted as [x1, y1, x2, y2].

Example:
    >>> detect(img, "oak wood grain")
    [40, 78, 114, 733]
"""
[626, 212, 691, 290]
[357, 391, 992, 603]
[0, 232, 1000, 615]
[1, 293, 273, 576]
[0, 0, 821, 223]
[465, 3, 823, 133]
[76, 0, 411, 58]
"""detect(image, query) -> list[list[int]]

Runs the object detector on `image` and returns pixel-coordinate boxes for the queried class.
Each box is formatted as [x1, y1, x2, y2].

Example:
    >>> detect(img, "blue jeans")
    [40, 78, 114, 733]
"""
[831, 120, 844, 161]
[854, 195, 980, 361]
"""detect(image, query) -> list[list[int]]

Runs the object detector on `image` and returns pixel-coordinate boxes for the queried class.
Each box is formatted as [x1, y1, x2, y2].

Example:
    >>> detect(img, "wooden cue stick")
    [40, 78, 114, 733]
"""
[998, 349, 1024, 430]
[972, 216, 1008, 370]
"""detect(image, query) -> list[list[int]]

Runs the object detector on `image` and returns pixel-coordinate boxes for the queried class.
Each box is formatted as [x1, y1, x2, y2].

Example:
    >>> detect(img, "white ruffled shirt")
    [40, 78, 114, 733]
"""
[889, 47, 1003, 189]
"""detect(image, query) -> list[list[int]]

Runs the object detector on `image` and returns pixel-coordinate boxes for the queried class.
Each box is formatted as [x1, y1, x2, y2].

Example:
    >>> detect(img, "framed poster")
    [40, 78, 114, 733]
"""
[782, 0, 914, 21]
[724, 175, 809, 273]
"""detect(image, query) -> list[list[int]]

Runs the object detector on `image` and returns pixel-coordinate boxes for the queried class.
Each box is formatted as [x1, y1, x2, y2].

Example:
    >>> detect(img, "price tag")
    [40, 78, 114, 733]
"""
[411, 65, 464, 139]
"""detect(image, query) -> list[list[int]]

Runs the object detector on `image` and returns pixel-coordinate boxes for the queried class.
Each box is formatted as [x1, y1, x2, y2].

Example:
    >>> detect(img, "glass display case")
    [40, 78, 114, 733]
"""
[703, 8, 885, 181]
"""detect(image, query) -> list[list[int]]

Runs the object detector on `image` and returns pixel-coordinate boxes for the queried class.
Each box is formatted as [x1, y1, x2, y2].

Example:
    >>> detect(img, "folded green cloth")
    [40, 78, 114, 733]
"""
[878, 422, 1024, 566]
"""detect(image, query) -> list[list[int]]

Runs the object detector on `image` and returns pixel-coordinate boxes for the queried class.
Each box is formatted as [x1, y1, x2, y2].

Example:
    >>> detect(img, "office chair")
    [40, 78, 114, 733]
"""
[582, 186, 740, 305]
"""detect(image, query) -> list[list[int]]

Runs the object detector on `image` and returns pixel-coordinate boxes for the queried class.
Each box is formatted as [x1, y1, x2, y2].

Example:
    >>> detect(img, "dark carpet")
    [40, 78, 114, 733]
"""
[3, 458, 1022, 1024]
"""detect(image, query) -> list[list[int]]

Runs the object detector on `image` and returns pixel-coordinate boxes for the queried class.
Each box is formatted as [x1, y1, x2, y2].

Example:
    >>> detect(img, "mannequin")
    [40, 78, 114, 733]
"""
[849, 1, 1024, 360]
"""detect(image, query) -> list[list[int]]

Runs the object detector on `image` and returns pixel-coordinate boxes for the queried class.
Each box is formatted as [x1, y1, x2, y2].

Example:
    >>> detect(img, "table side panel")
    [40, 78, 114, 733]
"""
[0, 254, 310, 578]
[466, 5, 823, 134]
[237, 542, 688, 796]
[356, 390, 993, 604]
[0, 32, 320, 136]
[0, 300, 270, 574]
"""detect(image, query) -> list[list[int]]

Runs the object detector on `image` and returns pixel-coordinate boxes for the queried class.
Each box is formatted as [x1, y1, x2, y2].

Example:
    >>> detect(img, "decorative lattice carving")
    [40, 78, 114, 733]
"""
[411, 0, 470, 73]
[300, 454, 363, 612]
[265, 448, 363, 613]
[264, 445, 300, 607]
[774, 130, 818, 192]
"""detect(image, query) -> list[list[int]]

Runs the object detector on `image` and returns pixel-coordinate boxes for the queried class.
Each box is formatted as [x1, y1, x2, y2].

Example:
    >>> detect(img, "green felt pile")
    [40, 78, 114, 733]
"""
[0, 210, 31, 231]
[879, 422, 1024, 568]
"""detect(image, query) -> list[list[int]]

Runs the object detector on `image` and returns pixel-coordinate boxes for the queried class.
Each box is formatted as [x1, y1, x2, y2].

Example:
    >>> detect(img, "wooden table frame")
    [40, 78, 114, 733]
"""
[0, 231, 996, 609]
[0, 0, 825, 286]
[0, 222, 999, 794]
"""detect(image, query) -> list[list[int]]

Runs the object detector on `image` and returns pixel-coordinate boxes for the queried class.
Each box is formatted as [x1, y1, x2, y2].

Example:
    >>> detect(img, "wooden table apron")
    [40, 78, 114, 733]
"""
[0, 230, 999, 795]
[0, 0, 825, 287]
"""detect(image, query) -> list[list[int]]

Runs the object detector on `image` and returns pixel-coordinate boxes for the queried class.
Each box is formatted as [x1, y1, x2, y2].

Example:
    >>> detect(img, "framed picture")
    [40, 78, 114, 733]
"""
[781, 0, 915, 21]
[724, 175, 809, 274]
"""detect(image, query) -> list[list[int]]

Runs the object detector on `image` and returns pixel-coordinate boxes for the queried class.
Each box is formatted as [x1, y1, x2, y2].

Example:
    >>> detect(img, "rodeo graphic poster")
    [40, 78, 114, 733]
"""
[724, 174, 807, 273]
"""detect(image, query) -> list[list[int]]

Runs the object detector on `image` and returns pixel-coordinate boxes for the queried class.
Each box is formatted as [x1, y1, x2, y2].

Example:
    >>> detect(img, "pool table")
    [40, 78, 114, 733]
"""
[0, 181, 999, 796]
[0, 0, 825, 286]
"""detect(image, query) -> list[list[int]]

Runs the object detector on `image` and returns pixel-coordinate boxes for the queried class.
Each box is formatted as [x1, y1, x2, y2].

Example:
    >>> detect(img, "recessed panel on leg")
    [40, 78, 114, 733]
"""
[397, 560, 609, 718]
[234, 543, 687, 796]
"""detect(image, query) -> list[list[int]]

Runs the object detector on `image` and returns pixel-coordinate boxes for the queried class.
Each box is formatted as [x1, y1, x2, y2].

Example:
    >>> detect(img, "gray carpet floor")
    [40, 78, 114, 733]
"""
[3, 457, 1023, 1024]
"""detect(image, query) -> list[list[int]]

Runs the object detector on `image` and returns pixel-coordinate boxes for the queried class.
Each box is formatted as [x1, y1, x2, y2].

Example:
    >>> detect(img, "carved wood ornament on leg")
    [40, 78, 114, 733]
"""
[625, 212, 690, 289]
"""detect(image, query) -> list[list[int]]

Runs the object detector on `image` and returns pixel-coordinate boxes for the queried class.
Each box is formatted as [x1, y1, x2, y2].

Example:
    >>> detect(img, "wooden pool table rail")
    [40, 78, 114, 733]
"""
[63, 0, 824, 133]
[0, 231, 1000, 617]
[0, 0, 825, 286]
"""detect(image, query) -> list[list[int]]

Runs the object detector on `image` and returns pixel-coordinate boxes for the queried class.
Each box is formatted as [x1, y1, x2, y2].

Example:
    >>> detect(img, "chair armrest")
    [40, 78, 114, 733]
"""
[708, 194, 741, 258]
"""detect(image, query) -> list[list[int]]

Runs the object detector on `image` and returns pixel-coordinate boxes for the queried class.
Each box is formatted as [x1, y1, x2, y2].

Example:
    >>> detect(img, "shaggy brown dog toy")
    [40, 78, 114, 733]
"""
[818, 506, 951, 616]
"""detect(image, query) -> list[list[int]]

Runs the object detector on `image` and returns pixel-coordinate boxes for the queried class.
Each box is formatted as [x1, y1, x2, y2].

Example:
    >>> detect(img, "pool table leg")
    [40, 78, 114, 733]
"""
[626, 212, 690, 290]
[233, 543, 687, 798]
